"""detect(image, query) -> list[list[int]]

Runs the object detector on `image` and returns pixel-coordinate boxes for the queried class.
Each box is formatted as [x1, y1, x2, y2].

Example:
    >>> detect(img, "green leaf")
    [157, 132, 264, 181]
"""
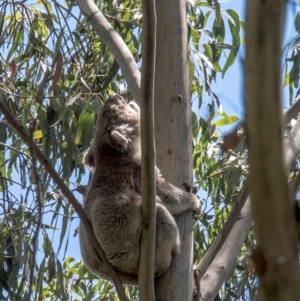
[6, 24, 23, 62]
[0, 123, 7, 151]
[222, 51, 237, 78]
[75, 106, 94, 145]
[215, 43, 235, 51]
[197, 51, 219, 72]
[226, 9, 241, 43]
[57, 259, 67, 300]
[212, 61, 222, 72]
[284, 71, 290, 87]
[33, 130, 43, 140]
[48, 254, 56, 282]
[221, 10, 241, 78]
[214, 115, 239, 126]
[295, 11, 300, 33]
[192, 110, 199, 139]
[36, 258, 46, 296]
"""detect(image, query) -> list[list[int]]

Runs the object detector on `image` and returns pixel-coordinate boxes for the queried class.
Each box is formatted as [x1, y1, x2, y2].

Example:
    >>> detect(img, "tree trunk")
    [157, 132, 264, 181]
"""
[245, 1, 300, 300]
[154, 0, 193, 300]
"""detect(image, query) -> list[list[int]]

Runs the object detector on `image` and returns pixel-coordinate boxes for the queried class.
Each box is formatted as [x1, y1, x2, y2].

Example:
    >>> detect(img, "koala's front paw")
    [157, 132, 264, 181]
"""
[182, 183, 201, 214]
[182, 183, 198, 195]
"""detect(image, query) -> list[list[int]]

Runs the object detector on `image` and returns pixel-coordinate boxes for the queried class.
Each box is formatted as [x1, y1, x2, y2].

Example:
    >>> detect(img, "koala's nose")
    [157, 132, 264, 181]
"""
[108, 93, 121, 100]
[108, 93, 127, 105]
[129, 102, 140, 112]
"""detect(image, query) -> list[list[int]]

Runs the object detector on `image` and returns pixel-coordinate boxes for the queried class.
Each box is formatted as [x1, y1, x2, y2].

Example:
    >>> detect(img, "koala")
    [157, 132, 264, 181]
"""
[79, 94, 200, 285]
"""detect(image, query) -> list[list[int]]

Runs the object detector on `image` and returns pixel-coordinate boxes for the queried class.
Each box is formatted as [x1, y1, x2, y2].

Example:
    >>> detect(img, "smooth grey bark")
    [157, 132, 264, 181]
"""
[245, 1, 300, 300]
[153, 0, 193, 300]
[138, 0, 156, 300]
[75, 0, 141, 101]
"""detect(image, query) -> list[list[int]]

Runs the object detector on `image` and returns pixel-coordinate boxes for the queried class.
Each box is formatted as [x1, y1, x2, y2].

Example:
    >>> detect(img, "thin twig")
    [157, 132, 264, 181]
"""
[138, 0, 156, 300]
[26, 120, 42, 301]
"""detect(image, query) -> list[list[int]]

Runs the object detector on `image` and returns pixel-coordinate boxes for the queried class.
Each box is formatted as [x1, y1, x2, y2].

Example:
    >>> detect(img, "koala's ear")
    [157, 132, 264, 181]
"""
[83, 148, 95, 170]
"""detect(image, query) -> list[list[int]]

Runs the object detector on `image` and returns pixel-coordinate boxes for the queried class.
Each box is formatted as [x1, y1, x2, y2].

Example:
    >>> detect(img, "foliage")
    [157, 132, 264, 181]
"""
[284, 7, 300, 103]
[0, 0, 272, 300]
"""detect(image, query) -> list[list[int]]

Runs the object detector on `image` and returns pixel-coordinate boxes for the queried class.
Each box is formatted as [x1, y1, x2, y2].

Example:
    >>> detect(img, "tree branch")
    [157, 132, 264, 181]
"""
[0, 99, 128, 301]
[284, 118, 300, 168]
[138, 0, 156, 300]
[199, 189, 251, 301]
[75, 0, 141, 101]
[197, 103, 300, 301]
[245, 1, 300, 300]
[197, 186, 249, 273]
[284, 96, 300, 125]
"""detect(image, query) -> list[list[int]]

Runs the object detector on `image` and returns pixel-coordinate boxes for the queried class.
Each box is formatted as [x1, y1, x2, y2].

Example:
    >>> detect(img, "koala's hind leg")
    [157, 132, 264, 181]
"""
[154, 203, 180, 277]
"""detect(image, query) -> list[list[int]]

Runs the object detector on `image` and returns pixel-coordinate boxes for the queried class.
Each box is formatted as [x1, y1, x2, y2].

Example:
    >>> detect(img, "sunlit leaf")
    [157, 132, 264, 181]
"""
[214, 115, 239, 126]
[33, 130, 43, 140]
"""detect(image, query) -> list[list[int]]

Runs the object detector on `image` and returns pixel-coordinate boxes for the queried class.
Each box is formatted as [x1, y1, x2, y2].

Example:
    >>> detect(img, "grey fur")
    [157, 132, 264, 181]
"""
[79, 94, 200, 285]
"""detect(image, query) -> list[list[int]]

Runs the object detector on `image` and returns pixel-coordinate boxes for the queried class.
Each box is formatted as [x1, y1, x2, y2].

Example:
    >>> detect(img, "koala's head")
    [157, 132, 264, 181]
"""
[83, 94, 140, 169]
[98, 94, 140, 135]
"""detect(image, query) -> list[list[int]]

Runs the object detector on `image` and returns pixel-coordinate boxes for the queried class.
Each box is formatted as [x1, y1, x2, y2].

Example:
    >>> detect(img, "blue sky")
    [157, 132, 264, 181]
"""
[205, 0, 246, 118]
[207, 0, 299, 122]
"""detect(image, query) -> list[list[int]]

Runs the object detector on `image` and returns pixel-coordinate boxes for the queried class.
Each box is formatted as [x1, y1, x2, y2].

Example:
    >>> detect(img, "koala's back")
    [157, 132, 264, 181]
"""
[80, 190, 143, 283]
[80, 197, 179, 285]
[92, 197, 142, 275]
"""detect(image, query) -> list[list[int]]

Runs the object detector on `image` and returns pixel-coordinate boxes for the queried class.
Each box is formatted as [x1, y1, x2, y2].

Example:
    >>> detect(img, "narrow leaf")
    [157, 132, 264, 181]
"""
[214, 115, 239, 126]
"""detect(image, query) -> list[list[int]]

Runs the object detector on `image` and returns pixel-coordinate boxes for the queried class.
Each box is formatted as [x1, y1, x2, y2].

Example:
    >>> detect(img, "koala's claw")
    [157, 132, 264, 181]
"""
[182, 182, 192, 193]
[192, 186, 199, 195]
[182, 183, 199, 195]
[182, 183, 201, 215]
